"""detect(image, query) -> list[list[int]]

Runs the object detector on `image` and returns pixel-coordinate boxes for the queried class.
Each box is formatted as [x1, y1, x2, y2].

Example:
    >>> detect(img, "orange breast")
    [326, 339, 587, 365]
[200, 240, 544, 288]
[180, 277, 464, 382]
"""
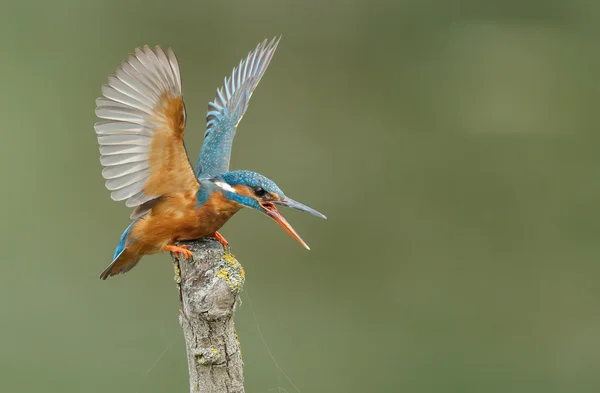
[129, 189, 241, 254]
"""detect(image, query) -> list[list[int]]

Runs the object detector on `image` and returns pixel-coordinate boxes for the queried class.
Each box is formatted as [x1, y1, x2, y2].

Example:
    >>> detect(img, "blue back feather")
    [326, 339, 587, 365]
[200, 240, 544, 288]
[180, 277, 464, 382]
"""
[196, 182, 214, 207]
[112, 219, 139, 261]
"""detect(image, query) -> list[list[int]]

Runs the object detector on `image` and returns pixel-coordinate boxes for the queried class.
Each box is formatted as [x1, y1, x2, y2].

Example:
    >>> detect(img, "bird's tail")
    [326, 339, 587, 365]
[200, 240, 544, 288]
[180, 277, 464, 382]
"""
[99, 248, 141, 280]
[100, 218, 144, 280]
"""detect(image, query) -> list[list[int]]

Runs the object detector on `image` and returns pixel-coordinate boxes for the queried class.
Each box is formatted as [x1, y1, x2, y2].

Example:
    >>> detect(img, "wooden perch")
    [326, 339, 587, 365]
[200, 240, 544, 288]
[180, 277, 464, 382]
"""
[172, 238, 245, 393]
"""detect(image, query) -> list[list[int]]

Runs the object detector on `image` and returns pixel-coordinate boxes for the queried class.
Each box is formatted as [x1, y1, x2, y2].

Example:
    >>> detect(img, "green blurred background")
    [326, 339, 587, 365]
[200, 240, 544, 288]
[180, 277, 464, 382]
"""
[1, 0, 600, 392]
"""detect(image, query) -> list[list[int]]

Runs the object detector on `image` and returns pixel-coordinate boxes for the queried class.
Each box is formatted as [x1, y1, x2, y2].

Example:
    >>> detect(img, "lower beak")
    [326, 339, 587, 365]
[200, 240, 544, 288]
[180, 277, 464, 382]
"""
[261, 202, 312, 250]
[260, 198, 326, 250]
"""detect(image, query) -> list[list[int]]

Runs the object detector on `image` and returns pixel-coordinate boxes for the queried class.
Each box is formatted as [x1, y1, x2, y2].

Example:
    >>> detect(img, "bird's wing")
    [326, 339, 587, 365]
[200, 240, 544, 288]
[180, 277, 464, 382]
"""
[196, 37, 280, 177]
[95, 46, 198, 209]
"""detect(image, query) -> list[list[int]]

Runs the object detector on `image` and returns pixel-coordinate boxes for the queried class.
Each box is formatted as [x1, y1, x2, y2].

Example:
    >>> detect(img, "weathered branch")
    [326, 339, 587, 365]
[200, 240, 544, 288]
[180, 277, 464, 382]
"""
[172, 238, 245, 393]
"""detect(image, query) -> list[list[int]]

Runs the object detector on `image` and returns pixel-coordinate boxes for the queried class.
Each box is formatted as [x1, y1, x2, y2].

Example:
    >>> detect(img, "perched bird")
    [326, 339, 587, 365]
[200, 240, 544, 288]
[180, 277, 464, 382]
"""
[95, 37, 325, 280]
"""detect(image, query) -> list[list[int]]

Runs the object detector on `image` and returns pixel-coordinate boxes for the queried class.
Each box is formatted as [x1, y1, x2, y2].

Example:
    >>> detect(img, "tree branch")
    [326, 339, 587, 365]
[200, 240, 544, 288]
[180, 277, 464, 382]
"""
[173, 238, 245, 393]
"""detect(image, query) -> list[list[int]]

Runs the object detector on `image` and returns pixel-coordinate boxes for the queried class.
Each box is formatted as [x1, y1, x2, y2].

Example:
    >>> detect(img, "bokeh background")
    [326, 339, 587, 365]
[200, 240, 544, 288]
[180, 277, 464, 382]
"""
[2, 0, 600, 392]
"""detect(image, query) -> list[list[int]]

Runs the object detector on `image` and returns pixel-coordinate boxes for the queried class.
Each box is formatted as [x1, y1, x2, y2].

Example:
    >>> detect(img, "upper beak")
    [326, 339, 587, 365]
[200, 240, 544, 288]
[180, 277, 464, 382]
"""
[260, 198, 326, 250]
[274, 198, 327, 220]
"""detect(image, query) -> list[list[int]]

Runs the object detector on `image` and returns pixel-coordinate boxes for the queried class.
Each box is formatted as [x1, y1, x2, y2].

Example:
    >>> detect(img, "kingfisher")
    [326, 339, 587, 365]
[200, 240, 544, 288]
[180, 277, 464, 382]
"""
[95, 37, 325, 280]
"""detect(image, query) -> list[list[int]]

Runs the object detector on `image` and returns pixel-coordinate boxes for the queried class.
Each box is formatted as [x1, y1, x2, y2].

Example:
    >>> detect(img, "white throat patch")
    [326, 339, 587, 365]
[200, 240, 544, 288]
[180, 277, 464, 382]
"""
[214, 181, 237, 193]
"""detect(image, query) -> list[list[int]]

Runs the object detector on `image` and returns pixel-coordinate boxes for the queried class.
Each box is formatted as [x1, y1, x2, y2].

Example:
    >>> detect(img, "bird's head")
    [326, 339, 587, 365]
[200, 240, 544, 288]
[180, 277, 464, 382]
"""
[208, 170, 326, 249]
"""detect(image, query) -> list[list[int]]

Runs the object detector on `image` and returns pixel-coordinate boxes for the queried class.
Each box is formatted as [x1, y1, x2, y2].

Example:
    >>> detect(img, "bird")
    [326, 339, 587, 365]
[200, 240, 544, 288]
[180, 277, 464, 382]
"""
[94, 37, 326, 280]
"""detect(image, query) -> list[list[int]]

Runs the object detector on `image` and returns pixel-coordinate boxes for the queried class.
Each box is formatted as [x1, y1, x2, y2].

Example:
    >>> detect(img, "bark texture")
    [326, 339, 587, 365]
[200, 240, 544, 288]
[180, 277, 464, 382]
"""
[172, 238, 245, 393]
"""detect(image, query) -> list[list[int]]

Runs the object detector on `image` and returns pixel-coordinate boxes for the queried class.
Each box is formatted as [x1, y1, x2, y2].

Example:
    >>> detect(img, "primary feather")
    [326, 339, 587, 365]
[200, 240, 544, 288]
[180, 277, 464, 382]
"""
[196, 37, 281, 177]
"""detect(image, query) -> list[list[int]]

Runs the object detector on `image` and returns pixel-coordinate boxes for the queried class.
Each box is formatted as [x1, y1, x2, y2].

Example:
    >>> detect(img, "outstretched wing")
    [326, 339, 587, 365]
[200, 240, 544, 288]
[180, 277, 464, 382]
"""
[95, 46, 198, 209]
[196, 37, 280, 177]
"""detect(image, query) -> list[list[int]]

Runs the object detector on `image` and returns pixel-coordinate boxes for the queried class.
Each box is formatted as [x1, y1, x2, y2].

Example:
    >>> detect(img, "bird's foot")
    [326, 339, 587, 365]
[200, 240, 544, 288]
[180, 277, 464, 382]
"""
[164, 244, 193, 260]
[211, 232, 230, 250]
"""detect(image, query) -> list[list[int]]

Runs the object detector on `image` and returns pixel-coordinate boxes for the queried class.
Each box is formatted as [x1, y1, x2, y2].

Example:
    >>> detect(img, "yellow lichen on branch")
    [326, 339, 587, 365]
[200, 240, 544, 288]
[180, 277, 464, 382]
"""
[216, 251, 245, 293]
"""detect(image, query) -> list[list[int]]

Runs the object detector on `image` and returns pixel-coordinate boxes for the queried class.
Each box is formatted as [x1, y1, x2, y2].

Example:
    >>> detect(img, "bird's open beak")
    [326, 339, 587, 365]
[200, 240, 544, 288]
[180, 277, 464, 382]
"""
[260, 198, 326, 250]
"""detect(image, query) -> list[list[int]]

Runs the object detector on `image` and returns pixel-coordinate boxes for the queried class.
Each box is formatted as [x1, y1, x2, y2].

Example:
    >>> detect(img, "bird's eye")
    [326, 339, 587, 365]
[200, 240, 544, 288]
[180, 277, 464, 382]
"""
[254, 186, 266, 197]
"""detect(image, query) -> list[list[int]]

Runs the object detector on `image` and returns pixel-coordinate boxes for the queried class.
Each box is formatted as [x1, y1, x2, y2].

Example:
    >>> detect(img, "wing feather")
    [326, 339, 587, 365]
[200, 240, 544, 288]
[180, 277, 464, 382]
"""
[96, 106, 146, 124]
[99, 144, 148, 155]
[105, 170, 150, 191]
[196, 37, 281, 176]
[110, 178, 148, 201]
[125, 191, 152, 208]
[100, 153, 149, 166]
[167, 49, 182, 95]
[97, 134, 152, 146]
[95, 121, 154, 137]
[102, 162, 149, 179]
[95, 45, 197, 208]
[112, 71, 157, 108]
[103, 80, 154, 113]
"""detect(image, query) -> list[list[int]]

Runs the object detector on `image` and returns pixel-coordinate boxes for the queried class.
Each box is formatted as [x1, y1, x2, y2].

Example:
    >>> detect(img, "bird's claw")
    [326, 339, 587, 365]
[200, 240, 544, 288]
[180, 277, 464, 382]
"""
[165, 244, 193, 260]
[211, 232, 230, 251]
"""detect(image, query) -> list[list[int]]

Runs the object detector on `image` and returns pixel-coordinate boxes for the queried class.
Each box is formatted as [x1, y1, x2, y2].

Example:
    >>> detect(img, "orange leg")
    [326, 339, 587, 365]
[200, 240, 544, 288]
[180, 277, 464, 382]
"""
[211, 231, 229, 248]
[164, 244, 193, 260]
